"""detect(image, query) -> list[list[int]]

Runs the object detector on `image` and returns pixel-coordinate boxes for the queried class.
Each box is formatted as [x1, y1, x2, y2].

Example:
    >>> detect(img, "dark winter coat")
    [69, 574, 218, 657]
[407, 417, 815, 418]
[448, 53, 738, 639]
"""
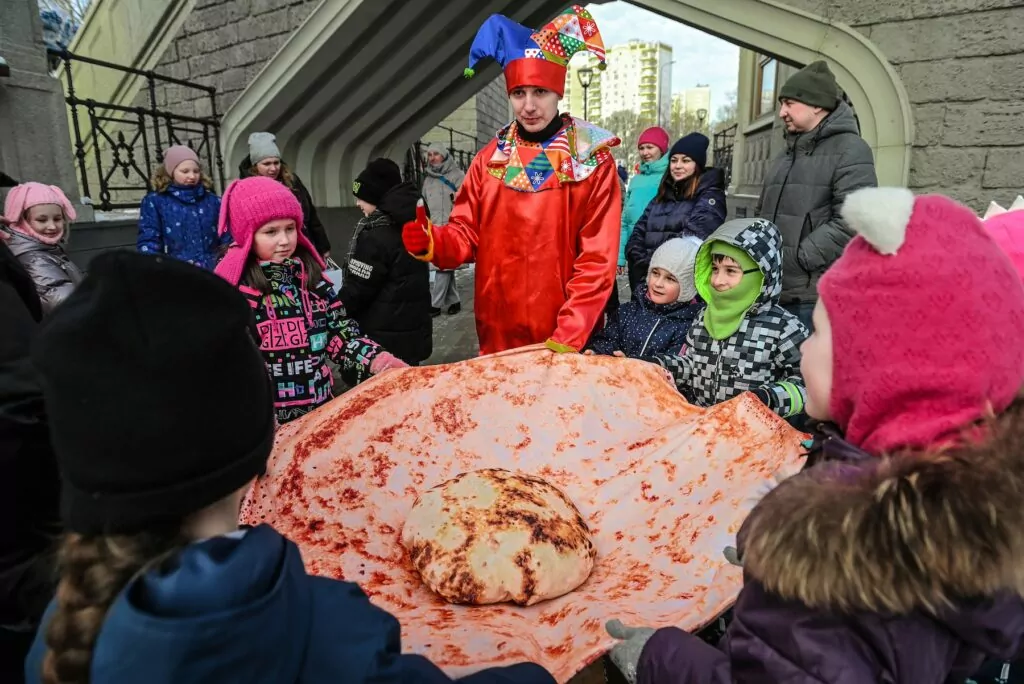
[586, 286, 699, 358]
[340, 182, 431, 364]
[652, 218, 808, 418]
[239, 157, 332, 256]
[625, 167, 726, 273]
[636, 400, 1024, 684]
[138, 184, 225, 270]
[241, 259, 383, 424]
[26, 525, 554, 684]
[756, 100, 878, 304]
[0, 239, 59, 680]
[6, 231, 84, 315]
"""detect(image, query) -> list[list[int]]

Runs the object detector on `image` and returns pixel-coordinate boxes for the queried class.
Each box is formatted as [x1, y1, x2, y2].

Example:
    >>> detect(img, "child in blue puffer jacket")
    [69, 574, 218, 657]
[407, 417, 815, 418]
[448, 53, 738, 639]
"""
[25, 250, 554, 684]
[138, 145, 227, 270]
[586, 237, 701, 359]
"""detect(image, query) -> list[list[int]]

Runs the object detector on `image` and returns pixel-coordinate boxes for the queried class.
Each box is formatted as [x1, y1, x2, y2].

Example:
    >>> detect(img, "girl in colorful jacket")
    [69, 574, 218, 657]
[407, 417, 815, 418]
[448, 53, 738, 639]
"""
[215, 176, 407, 424]
[606, 188, 1024, 684]
[1, 182, 84, 314]
[138, 145, 226, 270]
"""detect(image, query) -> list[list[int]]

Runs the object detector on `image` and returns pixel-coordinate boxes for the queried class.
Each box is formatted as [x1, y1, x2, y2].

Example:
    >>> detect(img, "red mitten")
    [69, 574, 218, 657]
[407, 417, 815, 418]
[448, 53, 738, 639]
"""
[402, 199, 433, 259]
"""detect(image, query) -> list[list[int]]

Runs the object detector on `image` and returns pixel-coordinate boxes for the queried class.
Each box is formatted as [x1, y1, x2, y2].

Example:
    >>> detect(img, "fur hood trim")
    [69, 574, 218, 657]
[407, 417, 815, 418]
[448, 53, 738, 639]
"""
[739, 399, 1024, 615]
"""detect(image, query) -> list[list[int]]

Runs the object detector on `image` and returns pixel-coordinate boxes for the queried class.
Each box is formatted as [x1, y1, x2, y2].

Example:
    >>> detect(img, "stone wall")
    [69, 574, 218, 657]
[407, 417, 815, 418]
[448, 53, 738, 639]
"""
[146, 0, 321, 122]
[783, 0, 1024, 211]
[0, 0, 82, 208]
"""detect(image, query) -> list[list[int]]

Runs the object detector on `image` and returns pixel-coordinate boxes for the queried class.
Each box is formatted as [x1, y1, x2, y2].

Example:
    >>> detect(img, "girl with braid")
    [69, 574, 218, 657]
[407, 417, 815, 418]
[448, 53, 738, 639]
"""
[24, 252, 553, 684]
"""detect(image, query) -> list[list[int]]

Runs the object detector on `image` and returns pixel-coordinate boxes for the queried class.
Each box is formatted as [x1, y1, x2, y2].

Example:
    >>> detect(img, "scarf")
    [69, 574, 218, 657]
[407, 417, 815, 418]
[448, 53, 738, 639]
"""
[703, 242, 763, 340]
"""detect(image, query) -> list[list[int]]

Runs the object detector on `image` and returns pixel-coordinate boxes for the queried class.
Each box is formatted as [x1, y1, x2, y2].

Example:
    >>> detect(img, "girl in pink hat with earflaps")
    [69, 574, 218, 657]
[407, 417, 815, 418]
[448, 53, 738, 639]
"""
[606, 187, 1024, 684]
[215, 176, 407, 425]
[1, 181, 83, 314]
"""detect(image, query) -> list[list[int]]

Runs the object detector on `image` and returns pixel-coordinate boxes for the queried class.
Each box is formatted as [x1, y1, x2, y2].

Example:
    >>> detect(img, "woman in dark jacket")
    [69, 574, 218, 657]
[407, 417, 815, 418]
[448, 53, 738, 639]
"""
[625, 132, 726, 294]
[238, 132, 332, 257]
[342, 159, 432, 365]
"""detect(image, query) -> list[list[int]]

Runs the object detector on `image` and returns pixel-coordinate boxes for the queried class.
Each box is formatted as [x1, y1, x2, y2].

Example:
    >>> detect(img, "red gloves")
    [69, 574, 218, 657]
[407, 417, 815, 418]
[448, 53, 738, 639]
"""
[402, 199, 433, 259]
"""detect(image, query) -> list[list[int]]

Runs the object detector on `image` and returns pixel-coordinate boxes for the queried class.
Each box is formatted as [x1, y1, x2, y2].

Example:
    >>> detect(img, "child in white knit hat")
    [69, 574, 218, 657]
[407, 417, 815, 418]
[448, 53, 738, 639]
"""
[585, 236, 701, 359]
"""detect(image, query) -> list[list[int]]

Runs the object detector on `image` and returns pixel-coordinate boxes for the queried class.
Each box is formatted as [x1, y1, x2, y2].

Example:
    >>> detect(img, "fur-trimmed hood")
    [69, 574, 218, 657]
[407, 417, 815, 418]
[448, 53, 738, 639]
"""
[740, 399, 1024, 618]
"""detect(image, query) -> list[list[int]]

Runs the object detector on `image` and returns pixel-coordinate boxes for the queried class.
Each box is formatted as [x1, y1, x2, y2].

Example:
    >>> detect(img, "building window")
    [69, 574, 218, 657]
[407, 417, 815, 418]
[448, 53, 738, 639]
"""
[752, 55, 778, 119]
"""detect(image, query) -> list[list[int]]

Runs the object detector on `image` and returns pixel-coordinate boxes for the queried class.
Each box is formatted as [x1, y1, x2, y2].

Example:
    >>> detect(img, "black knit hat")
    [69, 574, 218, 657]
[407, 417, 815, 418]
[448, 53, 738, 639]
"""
[353, 158, 403, 206]
[778, 60, 839, 110]
[669, 133, 709, 171]
[32, 251, 275, 535]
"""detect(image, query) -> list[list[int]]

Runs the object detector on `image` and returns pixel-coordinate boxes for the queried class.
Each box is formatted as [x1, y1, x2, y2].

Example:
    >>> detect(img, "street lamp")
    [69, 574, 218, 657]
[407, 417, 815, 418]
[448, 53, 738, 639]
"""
[697, 108, 708, 132]
[577, 67, 594, 120]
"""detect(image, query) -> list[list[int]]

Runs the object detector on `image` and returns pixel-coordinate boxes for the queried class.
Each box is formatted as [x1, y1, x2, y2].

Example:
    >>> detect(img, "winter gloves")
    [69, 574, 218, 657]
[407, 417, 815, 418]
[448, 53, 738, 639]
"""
[606, 619, 656, 684]
[369, 351, 409, 374]
[402, 199, 434, 259]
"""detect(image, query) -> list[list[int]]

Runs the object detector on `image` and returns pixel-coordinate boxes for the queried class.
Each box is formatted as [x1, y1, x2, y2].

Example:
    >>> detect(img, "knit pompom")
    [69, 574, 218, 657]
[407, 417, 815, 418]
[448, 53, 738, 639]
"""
[841, 187, 915, 256]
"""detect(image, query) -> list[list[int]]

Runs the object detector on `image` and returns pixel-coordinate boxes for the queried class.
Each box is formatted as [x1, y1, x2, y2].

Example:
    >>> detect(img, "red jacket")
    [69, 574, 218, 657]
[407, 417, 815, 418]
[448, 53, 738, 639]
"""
[429, 117, 621, 355]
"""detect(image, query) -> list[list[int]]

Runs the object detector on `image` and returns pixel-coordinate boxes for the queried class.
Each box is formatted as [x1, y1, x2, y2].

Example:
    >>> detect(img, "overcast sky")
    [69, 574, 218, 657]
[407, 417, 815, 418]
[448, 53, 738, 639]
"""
[585, 2, 740, 117]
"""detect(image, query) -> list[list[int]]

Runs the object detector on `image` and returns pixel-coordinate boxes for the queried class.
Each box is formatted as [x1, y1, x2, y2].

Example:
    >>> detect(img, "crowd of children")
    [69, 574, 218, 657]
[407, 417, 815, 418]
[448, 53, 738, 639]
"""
[4, 126, 1024, 682]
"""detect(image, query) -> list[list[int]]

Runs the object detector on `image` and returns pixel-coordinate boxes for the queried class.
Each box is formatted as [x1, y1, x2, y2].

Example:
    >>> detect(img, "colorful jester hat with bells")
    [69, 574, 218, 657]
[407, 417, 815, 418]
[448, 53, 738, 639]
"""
[465, 5, 607, 97]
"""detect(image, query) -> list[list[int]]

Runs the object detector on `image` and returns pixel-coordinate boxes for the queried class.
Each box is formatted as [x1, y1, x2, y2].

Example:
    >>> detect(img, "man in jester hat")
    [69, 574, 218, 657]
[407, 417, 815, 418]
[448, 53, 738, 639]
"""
[402, 5, 622, 355]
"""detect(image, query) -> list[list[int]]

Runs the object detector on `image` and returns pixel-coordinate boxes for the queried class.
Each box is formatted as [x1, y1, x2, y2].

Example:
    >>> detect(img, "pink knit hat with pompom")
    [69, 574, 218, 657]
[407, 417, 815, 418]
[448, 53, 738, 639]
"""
[819, 188, 1024, 455]
[214, 176, 322, 286]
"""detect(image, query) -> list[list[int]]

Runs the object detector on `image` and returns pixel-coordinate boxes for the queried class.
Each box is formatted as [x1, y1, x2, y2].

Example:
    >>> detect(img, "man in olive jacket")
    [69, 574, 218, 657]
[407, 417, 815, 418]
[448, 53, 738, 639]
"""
[756, 60, 877, 330]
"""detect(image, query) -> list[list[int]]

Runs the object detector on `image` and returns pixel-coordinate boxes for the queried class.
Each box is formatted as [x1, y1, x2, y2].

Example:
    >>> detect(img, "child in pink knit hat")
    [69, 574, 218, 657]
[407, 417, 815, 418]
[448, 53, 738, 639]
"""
[605, 187, 1024, 684]
[215, 176, 407, 424]
[1, 182, 84, 314]
[138, 145, 226, 270]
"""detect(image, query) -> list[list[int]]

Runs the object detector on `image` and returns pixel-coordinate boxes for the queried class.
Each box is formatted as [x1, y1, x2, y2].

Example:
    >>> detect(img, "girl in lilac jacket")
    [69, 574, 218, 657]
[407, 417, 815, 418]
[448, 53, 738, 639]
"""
[607, 188, 1024, 684]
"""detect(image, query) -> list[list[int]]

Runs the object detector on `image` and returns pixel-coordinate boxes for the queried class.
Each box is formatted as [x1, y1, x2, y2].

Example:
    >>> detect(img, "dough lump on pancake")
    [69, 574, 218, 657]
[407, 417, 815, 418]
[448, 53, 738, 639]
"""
[401, 468, 596, 606]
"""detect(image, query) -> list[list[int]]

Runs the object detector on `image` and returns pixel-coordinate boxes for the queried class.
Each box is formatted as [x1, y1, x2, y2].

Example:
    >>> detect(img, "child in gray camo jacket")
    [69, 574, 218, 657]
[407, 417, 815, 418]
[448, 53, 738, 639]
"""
[647, 218, 809, 418]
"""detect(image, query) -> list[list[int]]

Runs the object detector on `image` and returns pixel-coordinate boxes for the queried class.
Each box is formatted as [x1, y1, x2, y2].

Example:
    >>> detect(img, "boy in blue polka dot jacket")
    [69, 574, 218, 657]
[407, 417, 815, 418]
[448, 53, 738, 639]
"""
[585, 237, 702, 359]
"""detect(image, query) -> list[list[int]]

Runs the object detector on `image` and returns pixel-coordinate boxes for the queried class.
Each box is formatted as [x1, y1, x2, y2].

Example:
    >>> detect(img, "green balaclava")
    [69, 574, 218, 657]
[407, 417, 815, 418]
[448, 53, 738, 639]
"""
[696, 241, 763, 340]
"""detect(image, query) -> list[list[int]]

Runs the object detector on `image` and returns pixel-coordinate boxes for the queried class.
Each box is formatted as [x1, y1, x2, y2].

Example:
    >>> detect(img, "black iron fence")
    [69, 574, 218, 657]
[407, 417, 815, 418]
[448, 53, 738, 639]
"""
[405, 125, 486, 188]
[49, 49, 225, 211]
[713, 123, 738, 188]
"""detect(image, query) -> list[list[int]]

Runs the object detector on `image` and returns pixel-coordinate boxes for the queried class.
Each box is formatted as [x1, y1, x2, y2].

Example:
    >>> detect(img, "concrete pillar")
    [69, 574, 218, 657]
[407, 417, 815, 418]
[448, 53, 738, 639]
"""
[0, 0, 91, 218]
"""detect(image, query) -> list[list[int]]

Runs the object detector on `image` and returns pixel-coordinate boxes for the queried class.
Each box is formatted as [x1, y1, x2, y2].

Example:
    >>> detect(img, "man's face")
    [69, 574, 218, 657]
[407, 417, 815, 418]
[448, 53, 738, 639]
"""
[779, 98, 827, 133]
[510, 87, 560, 133]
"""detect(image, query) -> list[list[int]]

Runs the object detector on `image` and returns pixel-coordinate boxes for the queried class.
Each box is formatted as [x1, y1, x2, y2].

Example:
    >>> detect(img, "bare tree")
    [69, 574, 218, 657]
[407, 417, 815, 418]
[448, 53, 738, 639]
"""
[600, 109, 644, 167]
[713, 89, 738, 130]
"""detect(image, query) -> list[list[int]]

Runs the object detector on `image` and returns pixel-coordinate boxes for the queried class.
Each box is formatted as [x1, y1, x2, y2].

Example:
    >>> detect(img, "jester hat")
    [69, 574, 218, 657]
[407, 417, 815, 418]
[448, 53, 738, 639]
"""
[465, 5, 607, 98]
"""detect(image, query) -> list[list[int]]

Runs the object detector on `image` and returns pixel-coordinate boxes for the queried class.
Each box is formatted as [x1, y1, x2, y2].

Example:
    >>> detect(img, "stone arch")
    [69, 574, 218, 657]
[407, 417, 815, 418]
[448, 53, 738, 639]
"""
[220, 0, 912, 207]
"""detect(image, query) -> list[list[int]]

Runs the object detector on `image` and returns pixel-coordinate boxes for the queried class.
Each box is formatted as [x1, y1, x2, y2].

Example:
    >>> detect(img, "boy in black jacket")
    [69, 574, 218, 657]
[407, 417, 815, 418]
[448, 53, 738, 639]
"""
[343, 159, 432, 365]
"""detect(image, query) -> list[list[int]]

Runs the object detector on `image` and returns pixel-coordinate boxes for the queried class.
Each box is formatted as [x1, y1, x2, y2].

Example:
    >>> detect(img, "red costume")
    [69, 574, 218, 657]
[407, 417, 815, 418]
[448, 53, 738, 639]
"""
[404, 6, 622, 355]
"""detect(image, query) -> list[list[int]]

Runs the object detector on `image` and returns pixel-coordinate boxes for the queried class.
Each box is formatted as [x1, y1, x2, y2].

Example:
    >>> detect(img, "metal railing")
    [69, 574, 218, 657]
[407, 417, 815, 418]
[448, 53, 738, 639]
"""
[405, 125, 486, 188]
[50, 49, 225, 211]
[713, 123, 738, 188]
